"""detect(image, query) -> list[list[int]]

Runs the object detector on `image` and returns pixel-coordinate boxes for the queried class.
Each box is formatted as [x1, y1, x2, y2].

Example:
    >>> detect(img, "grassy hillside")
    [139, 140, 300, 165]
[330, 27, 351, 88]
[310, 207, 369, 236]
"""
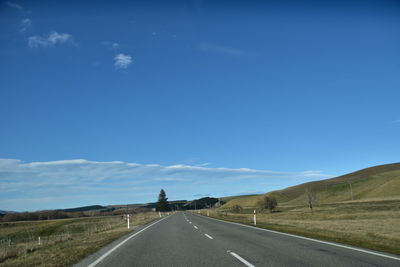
[222, 163, 400, 208]
[220, 194, 264, 209]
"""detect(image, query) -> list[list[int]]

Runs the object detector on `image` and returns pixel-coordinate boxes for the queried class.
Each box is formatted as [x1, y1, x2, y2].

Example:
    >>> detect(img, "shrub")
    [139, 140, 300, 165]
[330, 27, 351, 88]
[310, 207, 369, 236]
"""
[257, 196, 278, 213]
[231, 205, 243, 213]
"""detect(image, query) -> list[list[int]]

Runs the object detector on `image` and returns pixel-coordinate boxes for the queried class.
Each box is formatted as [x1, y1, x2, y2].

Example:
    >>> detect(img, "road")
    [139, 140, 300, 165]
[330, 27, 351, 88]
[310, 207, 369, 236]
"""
[76, 211, 400, 267]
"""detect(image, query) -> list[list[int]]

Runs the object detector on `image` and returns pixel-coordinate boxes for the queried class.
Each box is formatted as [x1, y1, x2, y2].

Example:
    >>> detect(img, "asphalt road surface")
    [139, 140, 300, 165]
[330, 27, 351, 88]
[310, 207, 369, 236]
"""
[76, 211, 400, 267]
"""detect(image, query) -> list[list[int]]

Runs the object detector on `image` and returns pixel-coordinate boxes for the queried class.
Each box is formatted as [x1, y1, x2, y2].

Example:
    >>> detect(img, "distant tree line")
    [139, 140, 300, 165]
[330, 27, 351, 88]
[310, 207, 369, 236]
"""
[184, 197, 219, 210]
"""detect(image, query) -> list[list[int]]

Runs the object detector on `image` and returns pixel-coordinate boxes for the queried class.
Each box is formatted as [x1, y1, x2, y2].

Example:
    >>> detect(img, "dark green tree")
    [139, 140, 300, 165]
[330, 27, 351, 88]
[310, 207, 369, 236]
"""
[157, 189, 169, 211]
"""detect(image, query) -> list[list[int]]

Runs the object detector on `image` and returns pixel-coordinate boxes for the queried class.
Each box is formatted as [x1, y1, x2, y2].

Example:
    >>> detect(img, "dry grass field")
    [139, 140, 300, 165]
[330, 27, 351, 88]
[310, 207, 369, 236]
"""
[210, 163, 400, 255]
[0, 212, 162, 266]
[198, 199, 400, 255]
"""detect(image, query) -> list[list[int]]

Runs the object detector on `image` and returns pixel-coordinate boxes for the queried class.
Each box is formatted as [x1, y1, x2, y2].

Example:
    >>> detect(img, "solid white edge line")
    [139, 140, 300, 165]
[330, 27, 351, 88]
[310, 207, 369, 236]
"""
[194, 214, 400, 261]
[230, 252, 256, 267]
[87, 215, 170, 267]
[204, 233, 213, 239]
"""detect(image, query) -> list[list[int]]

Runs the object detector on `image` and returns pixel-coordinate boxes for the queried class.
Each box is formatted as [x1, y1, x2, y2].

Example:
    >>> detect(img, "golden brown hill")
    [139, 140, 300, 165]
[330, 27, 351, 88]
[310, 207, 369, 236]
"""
[222, 163, 400, 208]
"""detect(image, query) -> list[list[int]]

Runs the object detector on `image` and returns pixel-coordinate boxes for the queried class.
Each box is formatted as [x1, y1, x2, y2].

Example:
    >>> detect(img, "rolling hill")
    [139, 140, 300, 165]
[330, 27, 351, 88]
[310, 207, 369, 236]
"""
[222, 162, 400, 208]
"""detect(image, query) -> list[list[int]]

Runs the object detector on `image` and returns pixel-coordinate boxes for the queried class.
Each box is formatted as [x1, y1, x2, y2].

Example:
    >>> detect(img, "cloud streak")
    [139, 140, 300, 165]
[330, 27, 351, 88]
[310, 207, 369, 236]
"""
[114, 53, 132, 69]
[102, 41, 119, 50]
[28, 32, 74, 48]
[6, 1, 22, 10]
[199, 42, 246, 56]
[0, 158, 330, 211]
[20, 18, 32, 33]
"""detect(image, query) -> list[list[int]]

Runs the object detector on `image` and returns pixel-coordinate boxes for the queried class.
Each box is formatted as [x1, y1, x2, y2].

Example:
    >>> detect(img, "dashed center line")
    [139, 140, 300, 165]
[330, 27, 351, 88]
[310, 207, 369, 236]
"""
[204, 234, 213, 239]
[194, 225, 198, 229]
[229, 251, 256, 267]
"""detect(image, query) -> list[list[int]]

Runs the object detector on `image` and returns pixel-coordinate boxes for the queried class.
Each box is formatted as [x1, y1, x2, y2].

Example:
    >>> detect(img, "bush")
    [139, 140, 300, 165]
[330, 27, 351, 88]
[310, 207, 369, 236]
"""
[257, 196, 278, 213]
[231, 205, 243, 213]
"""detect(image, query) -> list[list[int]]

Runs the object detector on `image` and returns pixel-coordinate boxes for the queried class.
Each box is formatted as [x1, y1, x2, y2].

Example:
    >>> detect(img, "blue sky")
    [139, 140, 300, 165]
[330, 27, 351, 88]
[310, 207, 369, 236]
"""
[1, 0, 399, 211]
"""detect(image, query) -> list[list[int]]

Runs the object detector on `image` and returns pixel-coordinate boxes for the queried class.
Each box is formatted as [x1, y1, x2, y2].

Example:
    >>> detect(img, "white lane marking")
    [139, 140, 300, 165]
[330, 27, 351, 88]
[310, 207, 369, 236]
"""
[189, 221, 192, 224]
[229, 251, 256, 267]
[196, 215, 400, 262]
[204, 234, 213, 239]
[87, 216, 170, 267]
[194, 225, 198, 229]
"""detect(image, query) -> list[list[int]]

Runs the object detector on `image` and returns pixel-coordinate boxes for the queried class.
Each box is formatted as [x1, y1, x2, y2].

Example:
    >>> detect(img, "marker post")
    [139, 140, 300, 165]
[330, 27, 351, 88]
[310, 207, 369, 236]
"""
[253, 210, 257, 225]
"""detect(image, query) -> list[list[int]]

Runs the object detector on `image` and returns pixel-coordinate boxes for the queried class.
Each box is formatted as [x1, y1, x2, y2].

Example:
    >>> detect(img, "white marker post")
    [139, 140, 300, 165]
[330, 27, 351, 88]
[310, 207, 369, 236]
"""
[38, 236, 41, 245]
[159, 211, 161, 217]
[253, 210, 257, 225]
[207, 209, 210, 216]
[127, 214, 130, 229]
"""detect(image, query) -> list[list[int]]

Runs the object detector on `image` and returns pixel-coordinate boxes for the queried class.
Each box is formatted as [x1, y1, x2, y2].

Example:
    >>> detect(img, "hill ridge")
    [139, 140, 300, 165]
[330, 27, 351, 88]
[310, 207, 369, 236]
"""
[222, 162, 400, 208]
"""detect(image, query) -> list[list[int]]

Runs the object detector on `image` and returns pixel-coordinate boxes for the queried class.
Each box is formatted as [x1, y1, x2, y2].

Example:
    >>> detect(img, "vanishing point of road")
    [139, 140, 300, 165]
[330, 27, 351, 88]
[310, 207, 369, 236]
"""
[76, 211, 400, 267]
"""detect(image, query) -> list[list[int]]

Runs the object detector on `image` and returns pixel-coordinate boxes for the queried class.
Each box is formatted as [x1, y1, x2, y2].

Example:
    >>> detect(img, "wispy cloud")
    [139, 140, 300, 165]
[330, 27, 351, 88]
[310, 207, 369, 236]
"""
[20, 18, 32, 33]
[0, 158, 330, 211]
[114, 53, 132, 69]
[153, 177, 190, 182]
[28, 32, 74, 48]
[6, 1, 22, 10]
[102, 41, 119, 50]
[199, 42, 246, 56]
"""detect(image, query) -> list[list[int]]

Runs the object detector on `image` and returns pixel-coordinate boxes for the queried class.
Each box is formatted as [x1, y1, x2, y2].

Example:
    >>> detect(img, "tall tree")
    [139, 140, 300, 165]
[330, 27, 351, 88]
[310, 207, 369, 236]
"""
[157, 189, 169, 211]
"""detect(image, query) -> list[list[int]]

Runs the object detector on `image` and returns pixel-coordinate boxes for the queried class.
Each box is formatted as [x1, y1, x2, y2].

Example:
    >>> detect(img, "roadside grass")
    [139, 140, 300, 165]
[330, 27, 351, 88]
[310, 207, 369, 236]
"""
[0, 212, 162, 266]
[195, 200, 400, 255]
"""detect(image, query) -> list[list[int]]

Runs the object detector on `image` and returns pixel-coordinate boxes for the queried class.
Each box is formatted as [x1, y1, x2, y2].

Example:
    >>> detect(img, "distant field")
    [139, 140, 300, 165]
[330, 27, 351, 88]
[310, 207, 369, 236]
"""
[0, 212, 161, 266]
[198, 199, 400, 255]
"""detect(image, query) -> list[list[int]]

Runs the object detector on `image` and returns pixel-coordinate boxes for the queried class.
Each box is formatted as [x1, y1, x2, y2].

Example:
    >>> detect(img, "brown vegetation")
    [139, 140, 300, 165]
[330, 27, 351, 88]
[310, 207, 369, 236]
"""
[196, 163, 400, 255]
[198, 200, 400, 255]
[1, 207, 152, 223]
[0, 211, 162, 266]
[257, 196, 278, 213]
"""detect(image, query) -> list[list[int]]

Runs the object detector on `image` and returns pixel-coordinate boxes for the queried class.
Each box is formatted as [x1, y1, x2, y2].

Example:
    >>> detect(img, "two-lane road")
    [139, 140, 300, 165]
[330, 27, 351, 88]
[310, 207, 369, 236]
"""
[76, 211, 400, 266]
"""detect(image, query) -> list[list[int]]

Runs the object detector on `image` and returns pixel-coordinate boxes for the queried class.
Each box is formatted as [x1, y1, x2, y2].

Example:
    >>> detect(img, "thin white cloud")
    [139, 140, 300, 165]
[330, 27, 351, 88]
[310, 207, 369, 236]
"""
[199, 42, 245, 56]
[20, 18, 32, 33]
[114, 53, 132, 69]
[154, 177, 190, 182]
[6, 1, 22, 10]
[0, 158, 330, 211]
[102, 41, 119, 50]
[28, 31, 74, 48]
